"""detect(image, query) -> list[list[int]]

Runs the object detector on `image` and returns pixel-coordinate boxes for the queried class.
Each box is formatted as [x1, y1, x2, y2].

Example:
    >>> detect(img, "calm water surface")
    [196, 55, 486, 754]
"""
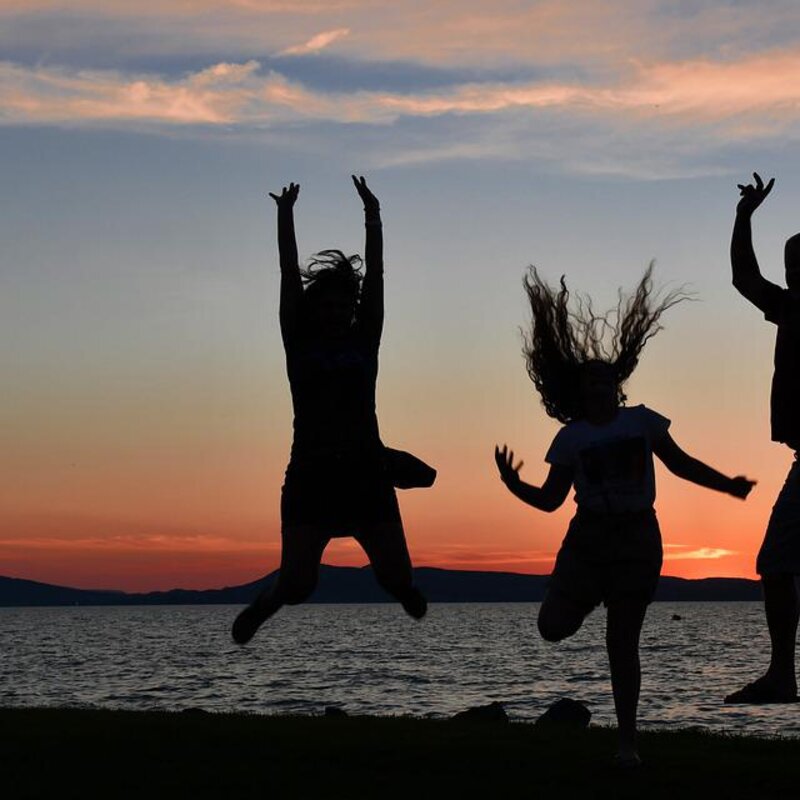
[1, 602, 798, 737]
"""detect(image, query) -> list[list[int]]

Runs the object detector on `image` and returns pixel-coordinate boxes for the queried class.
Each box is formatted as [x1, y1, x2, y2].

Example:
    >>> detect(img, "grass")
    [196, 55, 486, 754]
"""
[2, 707, 799, 799]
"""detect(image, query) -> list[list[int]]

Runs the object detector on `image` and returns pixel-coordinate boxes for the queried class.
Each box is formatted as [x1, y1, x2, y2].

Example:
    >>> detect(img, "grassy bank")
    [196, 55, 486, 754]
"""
[2, 707, 798, 799]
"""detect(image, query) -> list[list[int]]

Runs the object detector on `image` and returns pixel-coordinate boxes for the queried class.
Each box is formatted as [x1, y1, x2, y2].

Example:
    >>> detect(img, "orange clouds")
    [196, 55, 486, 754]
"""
[2, 1, 794, 70]
[3, 47, 800, 136]
[618, 51, 800, 126]
[0, 1, 348, 14]
[0, 60, 259, 125]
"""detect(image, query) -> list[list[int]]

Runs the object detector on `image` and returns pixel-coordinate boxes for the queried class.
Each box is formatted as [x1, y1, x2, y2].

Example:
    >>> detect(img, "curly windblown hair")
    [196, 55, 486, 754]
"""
[301, 249, 363, 301]
[522, 262, 688, 423]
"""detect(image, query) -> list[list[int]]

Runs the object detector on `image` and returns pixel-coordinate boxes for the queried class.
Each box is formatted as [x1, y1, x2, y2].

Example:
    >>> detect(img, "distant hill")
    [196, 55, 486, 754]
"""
[0, 567, 762, 607]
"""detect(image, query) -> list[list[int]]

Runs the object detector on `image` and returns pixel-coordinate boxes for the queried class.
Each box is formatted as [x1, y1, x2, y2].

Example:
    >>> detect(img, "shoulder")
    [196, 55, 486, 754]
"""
[545, 421, 583, 464]
[629, 404, 671, 437]
[553, 419, 584, 440]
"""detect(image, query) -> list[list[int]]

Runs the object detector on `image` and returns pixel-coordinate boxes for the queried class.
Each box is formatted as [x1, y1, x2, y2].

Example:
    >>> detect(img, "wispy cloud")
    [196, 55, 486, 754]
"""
[663, 544, 739, 560]
[2, 47, 799, 177]
[4, 49, 800, 130]
[0, 529, 278, 554]
[0, 60, 261, 125]
[3, 1, 798, 70]
[279, 28, 350, 56]
[411, 544, 555, 568]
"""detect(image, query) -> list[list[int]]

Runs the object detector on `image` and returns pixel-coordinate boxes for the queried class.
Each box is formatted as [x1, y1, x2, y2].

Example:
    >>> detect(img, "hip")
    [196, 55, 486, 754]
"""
[561, 507, 662, 564]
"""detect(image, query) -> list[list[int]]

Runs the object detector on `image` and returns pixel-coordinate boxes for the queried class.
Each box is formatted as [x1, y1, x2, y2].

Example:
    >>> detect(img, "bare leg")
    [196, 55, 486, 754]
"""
[355, 522, 427, 618]
[605, 600, 648, 762]
[763, 573, 798, 690]
[231, 525, 328, 644]
[537, 589, 593, 642]
[725, 573, 799, 701]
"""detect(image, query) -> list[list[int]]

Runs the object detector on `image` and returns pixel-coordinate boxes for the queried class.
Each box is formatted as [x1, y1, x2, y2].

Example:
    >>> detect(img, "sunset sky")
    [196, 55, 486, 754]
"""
[3, 1, 800, 590]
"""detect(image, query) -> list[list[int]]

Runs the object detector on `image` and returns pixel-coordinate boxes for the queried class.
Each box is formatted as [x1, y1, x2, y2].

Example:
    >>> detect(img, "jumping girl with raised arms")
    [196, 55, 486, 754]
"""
[495, 265, 755, 765]
[232, 176, 429, 645]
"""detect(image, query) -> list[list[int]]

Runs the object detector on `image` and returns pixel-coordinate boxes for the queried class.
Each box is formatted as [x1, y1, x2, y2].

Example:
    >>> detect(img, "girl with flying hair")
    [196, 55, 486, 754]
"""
[495, 264, 755, 766]
[232, 176, 431, 645]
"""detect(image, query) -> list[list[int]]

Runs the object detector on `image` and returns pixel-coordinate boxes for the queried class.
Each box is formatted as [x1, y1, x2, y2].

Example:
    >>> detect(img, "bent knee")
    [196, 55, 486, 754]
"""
[537, 604, 586, 643]
[537, 615, 573, 643]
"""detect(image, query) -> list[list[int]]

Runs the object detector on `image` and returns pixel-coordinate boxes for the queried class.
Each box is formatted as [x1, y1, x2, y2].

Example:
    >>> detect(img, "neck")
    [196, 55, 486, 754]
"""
[585, 405, 619, 425]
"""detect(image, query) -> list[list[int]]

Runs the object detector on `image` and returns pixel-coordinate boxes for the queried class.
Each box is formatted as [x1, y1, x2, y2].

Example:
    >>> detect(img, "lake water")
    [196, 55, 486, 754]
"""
[0, 602, 798, 737]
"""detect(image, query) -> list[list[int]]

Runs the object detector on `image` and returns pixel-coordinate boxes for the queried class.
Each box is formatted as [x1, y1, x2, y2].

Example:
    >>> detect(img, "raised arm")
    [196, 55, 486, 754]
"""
[653, 432, 755, 499]
[352, 175, 384, 343]
[269, 183, 302, 346]
[731, 172, 782, 312]
[495, 444, 573, 512]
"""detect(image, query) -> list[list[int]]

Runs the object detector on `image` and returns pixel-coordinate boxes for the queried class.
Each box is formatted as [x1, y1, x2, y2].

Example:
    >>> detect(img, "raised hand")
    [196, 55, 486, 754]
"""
[729, 475, 757, 500]
[352, 174, 380, 214]
[494, 444, 523, 487]
[736, 172, 774, 216]
[269, 182, 300, 209]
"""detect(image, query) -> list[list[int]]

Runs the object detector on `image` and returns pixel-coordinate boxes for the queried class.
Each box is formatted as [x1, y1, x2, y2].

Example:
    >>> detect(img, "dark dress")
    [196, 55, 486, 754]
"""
[281, 324, 400, 530]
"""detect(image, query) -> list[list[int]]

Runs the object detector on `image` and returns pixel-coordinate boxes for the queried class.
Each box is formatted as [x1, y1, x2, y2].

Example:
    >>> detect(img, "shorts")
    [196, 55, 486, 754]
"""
[757, 456, 800, 576]
[281, 451, 401, 531]
[548, 507, 663, 609]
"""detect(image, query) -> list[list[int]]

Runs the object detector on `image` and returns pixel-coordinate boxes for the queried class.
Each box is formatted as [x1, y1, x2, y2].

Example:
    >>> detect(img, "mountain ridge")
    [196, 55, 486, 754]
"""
[0, 566, 762, 606]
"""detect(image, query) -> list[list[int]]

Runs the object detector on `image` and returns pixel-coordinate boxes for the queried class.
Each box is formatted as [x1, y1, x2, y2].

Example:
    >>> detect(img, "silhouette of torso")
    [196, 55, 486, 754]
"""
[285, 327, 381, 464]
[764, 288, 800, 448]
[545, 405, 670, 514]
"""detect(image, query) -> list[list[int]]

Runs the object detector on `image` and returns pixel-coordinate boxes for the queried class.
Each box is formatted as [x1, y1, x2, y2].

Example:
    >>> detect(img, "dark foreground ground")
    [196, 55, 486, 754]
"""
[2, 708, 798, 799]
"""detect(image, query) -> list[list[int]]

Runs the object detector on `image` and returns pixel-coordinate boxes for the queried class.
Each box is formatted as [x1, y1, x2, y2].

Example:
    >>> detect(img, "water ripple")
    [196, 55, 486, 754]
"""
[0, 602, 797, 737]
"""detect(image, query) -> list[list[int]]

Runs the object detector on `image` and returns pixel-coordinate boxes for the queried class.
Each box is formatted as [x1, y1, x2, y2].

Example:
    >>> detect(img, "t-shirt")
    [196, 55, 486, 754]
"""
[285, 327, 381, 463]
[761, 287, 800, 448]
[545, 405, 671, 513]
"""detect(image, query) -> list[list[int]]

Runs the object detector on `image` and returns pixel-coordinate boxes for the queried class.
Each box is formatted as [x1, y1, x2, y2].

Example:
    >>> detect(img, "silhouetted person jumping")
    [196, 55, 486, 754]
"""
[495, 265, 755, 766]
[726, 173, 800, 704]
[232, 176, 427, 645]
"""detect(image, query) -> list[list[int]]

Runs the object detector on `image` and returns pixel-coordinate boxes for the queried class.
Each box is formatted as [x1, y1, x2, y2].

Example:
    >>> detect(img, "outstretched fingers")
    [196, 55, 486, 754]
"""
[269, 182, 300, 205]
[352, 174, 380, 210]
[494, 444, 523, 484]
[749, 172, 775, 196]
[736, 172, 775, 213]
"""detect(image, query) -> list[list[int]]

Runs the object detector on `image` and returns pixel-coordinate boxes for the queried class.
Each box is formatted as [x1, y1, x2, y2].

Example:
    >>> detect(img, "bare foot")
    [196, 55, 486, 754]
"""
[231, 604, 272, 645]
[401, 587, 427, 620]
[724, 675, 798, 704]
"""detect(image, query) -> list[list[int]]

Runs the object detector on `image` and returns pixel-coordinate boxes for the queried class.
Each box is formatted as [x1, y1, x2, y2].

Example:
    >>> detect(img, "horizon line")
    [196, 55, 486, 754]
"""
[0, 564, 760, 596]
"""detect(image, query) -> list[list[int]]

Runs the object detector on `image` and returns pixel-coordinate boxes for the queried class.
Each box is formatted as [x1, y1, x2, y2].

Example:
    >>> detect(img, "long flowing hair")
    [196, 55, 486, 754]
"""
[301, 249, 363, 300]
[522, 262, 688, 423]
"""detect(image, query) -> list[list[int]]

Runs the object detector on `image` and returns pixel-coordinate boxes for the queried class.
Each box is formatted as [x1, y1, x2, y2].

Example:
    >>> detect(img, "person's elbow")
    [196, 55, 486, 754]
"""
[731, 274, 750, 295]
[539, 493, 566, 513]
[730, 270, 762, 301]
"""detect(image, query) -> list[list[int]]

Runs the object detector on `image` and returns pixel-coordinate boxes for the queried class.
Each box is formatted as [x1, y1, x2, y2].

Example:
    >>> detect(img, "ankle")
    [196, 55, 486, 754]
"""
[765, 666, 797, 687]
